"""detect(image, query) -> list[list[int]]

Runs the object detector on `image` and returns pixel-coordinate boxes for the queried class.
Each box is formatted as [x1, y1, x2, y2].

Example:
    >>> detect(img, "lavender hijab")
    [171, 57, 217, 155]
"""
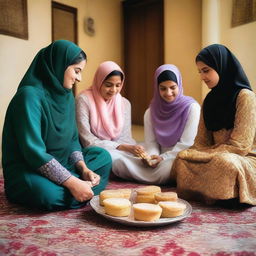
[150, 64, 195, 147]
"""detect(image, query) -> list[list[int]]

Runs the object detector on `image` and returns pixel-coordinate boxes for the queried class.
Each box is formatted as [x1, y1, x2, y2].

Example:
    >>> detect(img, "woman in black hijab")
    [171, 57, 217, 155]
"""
[172, 44, 256, 206]
[197, 44, 251, 131]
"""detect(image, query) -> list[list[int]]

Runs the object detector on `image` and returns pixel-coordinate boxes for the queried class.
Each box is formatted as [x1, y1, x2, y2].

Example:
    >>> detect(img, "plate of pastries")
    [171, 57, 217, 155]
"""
[90, 185, 192, 227]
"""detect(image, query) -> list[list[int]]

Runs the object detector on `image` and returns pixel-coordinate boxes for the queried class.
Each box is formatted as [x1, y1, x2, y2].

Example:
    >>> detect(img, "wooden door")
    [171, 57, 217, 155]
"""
[52, 2, 77, 43]
[123, 0, 164, 125]
[52, 1, 78, 95]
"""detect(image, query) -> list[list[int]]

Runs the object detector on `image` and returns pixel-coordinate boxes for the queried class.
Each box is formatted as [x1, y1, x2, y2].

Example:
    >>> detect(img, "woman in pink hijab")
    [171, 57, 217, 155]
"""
[76, 61, 144, 156]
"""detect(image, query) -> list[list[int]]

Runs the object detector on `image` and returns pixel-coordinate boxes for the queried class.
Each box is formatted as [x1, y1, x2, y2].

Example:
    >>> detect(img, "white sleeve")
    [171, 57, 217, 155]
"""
[160, 102, 201, 160]
[143, 108, 160, 155]
[76, 94, 119, 150]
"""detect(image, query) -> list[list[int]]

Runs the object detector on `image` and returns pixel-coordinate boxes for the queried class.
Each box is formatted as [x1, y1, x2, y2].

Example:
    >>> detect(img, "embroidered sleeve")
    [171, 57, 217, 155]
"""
[69, 151, 84, 165]
[37, 158, 71, 185]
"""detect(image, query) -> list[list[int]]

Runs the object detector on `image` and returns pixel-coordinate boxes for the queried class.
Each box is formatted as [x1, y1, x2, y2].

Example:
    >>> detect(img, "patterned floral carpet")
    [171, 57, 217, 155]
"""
[0, 176, 256, 256]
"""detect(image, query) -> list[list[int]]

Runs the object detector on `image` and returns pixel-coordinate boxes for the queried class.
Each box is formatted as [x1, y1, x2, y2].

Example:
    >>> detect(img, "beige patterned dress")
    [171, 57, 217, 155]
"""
[171, 89, 256, 205]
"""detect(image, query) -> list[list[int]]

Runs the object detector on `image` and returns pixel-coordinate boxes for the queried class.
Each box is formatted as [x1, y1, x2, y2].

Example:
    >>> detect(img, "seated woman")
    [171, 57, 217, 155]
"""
[172, 44, 256, 205]
[141, 64, 200, 183]
[76, 61, 145, 159]
[2, 40, 112, 211]
[76, 62, 200, 184]
[110, 64, 200, 184]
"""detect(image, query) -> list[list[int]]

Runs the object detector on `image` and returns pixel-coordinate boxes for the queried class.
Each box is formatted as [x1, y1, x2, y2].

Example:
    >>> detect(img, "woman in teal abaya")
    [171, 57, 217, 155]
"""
[2, 40, 112, 211]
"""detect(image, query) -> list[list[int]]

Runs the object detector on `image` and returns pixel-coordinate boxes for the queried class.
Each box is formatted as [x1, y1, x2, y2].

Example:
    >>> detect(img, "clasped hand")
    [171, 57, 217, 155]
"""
[62, 176, 94, 202]
[63, 160, 101, 202]
[81, 169, 100, 186]
[141, 154, 163, 168]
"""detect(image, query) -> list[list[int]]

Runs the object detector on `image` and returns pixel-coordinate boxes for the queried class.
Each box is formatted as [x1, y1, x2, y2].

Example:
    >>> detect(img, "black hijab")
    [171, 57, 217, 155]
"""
[196, 44, 252, 131]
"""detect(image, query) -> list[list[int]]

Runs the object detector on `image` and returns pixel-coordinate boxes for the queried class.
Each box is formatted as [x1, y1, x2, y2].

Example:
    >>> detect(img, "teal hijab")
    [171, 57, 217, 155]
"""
[18, 40, 83, 132]
[2, 40, 86, 181]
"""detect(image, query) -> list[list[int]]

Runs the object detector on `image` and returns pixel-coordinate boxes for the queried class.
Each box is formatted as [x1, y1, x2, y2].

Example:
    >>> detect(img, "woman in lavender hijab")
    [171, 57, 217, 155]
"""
[111, 64, 200, 184]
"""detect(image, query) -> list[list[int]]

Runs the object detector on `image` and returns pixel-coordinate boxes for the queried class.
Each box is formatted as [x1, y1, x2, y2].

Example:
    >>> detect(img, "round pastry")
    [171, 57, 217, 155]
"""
[135, 185, 161, 203]
[154, 192, 178, 203]
[135, 194, 156, 204]
[99, 190, 124, 206]
[158, 201, 186, 218]
[116, 188, 132, 199]
[103, 198, 131, 217]
[136, 185, 161, 195]
[133, 203, 162, 221]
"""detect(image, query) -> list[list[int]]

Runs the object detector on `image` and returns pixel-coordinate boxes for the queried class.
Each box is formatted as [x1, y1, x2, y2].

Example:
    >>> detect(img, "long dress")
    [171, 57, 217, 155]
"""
[172, 89, 256, 205]
[2, 40, 112, 211]
[2, 86, 112, 211]
[110, 102, 200, 184]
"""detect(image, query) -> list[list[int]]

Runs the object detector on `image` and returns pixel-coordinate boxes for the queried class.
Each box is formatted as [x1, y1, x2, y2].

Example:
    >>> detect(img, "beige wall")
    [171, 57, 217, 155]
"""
[0, 0, 51, 129]
[0, 0, 52, 167]
[219, 0, 256, 91]
[164, 0, 202, 104]
[55, 0, 123, 94]
[201, 0, 256, 98]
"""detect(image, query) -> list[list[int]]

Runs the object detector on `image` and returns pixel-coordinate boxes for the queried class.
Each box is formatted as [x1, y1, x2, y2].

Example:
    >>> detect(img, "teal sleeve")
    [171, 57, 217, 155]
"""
[11, 88, 53, 169]
[70, 122, 82, 153]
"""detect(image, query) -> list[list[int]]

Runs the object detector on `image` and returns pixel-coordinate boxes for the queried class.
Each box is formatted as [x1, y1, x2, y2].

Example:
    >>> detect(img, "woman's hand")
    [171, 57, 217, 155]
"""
[76, 160, 100, 186]
[81, 170, 100, 186]
[62, 176, 94, 202]
[149, 155, 163, 168]
[141, 154, 163, 168]
[117, 144, 145, 156]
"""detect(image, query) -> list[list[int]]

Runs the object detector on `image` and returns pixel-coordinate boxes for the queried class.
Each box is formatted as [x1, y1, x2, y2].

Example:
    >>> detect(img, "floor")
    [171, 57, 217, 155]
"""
[1, 177, 256, 256]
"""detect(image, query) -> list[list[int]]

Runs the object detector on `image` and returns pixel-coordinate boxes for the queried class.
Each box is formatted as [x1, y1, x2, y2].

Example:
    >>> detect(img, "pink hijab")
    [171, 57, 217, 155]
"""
[83, 61, 125, 140]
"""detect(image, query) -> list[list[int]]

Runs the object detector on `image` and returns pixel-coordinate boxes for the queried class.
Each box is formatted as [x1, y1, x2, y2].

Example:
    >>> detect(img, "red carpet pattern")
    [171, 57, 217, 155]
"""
[0, 178, 256, 256]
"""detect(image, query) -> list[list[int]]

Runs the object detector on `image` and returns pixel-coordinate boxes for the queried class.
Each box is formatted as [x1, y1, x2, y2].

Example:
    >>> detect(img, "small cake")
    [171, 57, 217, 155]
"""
[135, 185, 161, 203]
[158, 201, 186, 218]
[135, 194, 156, 204]
[133, 203, 162, 221]
[136, 185, 161, 195]
[103, 198, 131, 217]
[154, 192, 178, 203]
[99, 190, 124, 206]
[116, 188, 132, 199]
